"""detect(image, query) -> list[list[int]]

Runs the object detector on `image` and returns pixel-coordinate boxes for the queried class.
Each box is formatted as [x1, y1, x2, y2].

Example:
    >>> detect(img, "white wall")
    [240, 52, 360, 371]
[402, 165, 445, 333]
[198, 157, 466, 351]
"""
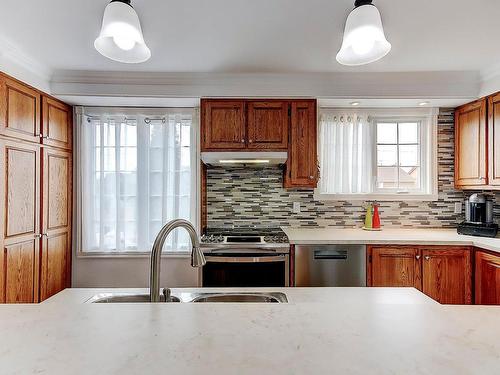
[72, 256, 199, 288]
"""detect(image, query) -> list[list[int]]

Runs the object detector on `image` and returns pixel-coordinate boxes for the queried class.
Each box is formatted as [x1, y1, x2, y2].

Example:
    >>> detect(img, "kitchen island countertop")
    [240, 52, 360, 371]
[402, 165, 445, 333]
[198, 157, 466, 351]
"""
[0, 287, 499, 374]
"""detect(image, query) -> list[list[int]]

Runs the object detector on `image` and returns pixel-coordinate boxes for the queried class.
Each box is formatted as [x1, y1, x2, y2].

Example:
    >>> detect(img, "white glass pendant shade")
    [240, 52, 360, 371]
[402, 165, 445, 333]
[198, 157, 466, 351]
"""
[336, 4, 391, 66]
[94, 0, 151, 63]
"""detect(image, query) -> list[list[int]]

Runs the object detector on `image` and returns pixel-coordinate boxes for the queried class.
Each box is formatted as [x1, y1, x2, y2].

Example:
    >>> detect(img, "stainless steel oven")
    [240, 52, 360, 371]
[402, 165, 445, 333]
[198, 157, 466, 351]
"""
[200, 233, 290, 287]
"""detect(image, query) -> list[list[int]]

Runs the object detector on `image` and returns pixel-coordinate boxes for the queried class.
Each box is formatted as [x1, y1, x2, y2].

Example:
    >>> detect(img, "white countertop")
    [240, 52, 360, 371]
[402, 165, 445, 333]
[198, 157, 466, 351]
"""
[1, 287, 500, 374]
[282, 227, 500, 254]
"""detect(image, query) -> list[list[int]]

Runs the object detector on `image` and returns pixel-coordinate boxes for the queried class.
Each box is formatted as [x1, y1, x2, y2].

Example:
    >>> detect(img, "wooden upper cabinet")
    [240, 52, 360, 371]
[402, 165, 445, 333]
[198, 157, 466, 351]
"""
[42, 96, 72, 150]
[284, 100, 317, 188]
[368, 246, 421, 289]
[475, 250, 500, 305]
[247, 101, 288, 150]
[0, 75, 41, 143]
[40, 148, 72, 301]
[488, 93, 500, 186]
[421, 247, 472, 305]
[201, 99, 246, 150]
[0, 139, 41, 303]
[454, 99, 487, 188]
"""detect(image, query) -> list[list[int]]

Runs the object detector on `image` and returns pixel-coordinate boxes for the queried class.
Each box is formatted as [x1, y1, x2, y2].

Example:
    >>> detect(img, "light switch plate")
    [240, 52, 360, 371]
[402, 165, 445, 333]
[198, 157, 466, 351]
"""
[293, 202, 301, 214]
[454, 202, 462, 214]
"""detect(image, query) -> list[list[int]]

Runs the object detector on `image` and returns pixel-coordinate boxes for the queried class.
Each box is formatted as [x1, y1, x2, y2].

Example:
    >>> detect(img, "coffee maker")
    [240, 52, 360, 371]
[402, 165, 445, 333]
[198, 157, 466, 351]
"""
[458, 193, 498, 237]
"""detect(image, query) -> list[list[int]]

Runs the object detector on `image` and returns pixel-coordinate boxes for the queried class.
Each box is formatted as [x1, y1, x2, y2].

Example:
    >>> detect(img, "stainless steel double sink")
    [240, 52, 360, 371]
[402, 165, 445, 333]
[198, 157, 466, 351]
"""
[87, 291, 288, 304]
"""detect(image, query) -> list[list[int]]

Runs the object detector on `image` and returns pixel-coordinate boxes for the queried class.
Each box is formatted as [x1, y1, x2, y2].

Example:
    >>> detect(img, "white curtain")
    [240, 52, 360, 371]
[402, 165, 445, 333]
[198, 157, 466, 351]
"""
[319, 112, 373, 194]
[80, 109, 197, 253]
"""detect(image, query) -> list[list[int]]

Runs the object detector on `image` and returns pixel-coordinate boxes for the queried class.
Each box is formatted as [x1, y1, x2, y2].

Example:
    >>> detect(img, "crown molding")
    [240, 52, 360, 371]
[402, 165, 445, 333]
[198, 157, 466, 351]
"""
[480, 62, 500, 97]
[51, 70, 480, 103]
[0, 36, 52, 92]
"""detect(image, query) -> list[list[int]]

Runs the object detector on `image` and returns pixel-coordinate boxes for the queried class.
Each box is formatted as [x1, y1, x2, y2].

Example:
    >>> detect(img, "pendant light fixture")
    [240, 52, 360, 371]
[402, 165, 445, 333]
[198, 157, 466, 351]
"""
[94, 0, 151, 63]
[336, 0, 391, 66]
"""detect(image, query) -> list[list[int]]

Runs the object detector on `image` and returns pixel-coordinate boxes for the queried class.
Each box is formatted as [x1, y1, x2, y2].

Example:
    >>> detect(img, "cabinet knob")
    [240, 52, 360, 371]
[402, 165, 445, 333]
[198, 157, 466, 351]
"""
[424, 255, 431, 261]
[241, 139, 245, 143]
[416, 255, 421, 260]
[249, 139, 253, 143]
[34, 234, 42, 239]
[309, 176, 314, 180]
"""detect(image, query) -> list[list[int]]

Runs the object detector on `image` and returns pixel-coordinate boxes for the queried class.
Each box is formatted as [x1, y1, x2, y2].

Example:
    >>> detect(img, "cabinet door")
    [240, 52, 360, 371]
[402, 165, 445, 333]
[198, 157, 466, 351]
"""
[475, 250, 500, 305]
[284, 100, 317, 188]
[455, 99, 487, 188]
[40, 148, 72, 301]
[42, 96, 72, 150]
[0, 75, 41, 143]
[368, 246, 421, 289]
[422, 248, 472, 304]
[0, 139, 41, 303]
[201, 99, 246, 150]
[247, 101, 288, 150]
[488, 93, 500, 186]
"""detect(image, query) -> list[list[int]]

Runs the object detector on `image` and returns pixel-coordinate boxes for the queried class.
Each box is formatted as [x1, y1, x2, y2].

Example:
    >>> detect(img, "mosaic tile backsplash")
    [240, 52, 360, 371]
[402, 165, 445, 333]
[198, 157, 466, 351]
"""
[206, 108, 500, 229]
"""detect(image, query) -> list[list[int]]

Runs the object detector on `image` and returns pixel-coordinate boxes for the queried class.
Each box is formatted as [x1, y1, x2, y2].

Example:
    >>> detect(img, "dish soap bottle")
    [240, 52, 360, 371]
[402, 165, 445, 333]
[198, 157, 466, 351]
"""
[372, 203, 381, 230]
[364, 203, 373, 229]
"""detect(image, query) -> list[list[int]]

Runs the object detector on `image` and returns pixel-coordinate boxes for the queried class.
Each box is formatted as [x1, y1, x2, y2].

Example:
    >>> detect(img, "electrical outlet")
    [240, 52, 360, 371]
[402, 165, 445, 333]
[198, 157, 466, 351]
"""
[454, 202, 462, 214]
[293, 202, 301, 214]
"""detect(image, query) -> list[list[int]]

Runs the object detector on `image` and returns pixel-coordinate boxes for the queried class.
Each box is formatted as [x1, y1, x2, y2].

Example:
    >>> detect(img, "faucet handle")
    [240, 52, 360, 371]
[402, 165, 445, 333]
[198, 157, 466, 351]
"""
[162, 288, 172, 302]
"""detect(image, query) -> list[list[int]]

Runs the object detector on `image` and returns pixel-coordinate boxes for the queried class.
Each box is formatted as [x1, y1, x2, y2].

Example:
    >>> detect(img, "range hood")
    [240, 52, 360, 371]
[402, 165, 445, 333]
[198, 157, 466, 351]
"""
[201, 152, 288, 166]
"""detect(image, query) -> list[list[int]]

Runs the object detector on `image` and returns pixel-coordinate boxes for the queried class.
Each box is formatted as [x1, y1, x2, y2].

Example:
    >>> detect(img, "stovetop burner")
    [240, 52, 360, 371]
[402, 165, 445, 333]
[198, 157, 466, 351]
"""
[201, 228, 288, 245]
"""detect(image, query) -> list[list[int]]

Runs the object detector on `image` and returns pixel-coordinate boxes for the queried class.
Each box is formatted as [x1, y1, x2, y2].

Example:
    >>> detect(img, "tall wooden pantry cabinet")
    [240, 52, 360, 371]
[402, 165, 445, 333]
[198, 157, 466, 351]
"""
[0, 73, 72, 303]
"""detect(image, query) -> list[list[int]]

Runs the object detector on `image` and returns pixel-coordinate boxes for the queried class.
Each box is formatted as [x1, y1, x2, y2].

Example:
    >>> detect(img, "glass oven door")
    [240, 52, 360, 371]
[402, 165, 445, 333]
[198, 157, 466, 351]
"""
[202, 254, 289, 287]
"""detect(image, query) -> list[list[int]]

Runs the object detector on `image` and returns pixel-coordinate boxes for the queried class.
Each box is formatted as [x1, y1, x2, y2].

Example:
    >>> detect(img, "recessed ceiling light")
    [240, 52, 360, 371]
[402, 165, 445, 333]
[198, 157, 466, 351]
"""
[336, 0, 391, 66]
[94, 0, 151, 63]
[418, 101, 430, 106]
[350, 102, 361, 106]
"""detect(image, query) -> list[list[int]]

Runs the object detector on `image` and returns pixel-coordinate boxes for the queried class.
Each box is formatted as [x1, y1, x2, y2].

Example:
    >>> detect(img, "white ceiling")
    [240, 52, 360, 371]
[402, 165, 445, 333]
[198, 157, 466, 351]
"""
[1, 0, 499, 74]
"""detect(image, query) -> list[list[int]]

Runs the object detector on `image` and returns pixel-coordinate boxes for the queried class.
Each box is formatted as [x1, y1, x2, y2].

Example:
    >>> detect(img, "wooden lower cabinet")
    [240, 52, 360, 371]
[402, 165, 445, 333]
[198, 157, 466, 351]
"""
[369, 246, 421, 289]
[421, 248, 472, 305]
[475, 250, 500, 305]
[368, 246, 472, 304]
[0, 240, 39, 303]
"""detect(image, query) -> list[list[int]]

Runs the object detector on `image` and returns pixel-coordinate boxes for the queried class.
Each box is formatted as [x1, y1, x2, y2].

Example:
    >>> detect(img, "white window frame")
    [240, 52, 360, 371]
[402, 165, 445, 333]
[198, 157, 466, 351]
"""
[74, 106, 201, 258]
[314, 107, 438, 201]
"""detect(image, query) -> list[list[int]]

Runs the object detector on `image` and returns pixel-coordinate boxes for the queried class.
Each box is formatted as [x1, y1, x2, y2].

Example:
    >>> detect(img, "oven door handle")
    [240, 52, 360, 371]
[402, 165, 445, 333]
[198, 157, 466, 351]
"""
[207, 248, 279, 255]
[204, 255, 287, 263]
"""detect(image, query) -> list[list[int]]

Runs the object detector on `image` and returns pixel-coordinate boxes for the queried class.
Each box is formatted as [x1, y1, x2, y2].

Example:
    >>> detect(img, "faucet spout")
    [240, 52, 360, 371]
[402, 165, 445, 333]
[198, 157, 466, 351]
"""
[149, 219, 206, 302]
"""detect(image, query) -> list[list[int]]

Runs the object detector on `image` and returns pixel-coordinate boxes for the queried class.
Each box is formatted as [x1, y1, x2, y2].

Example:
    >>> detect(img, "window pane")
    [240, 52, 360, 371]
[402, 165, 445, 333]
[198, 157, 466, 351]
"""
[121, 122, 137, 147]
[150, 124, 163, 148]
[103, 123, 115, 146]
[120, 147, 137, 171]
[399, 167, 420, 190]
[95, 148, 101, 171]
[398, 123, 419, 144]
[103, 148, 115, 171]
[377, 123, 397, 144]
[120, 172, 137, 196]
[377, 145, 397, 166]
[377, 167, 398, 188]
[399, 145, 419, 166]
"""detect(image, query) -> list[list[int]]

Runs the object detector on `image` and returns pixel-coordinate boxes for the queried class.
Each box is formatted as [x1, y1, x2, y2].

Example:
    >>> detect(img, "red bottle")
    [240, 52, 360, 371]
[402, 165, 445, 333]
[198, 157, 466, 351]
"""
[372, 204, 381, 229]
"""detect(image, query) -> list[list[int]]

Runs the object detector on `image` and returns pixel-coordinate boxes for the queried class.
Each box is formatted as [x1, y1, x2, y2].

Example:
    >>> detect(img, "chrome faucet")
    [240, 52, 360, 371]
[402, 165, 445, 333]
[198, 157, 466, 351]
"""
[149, 219, 206, 302]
